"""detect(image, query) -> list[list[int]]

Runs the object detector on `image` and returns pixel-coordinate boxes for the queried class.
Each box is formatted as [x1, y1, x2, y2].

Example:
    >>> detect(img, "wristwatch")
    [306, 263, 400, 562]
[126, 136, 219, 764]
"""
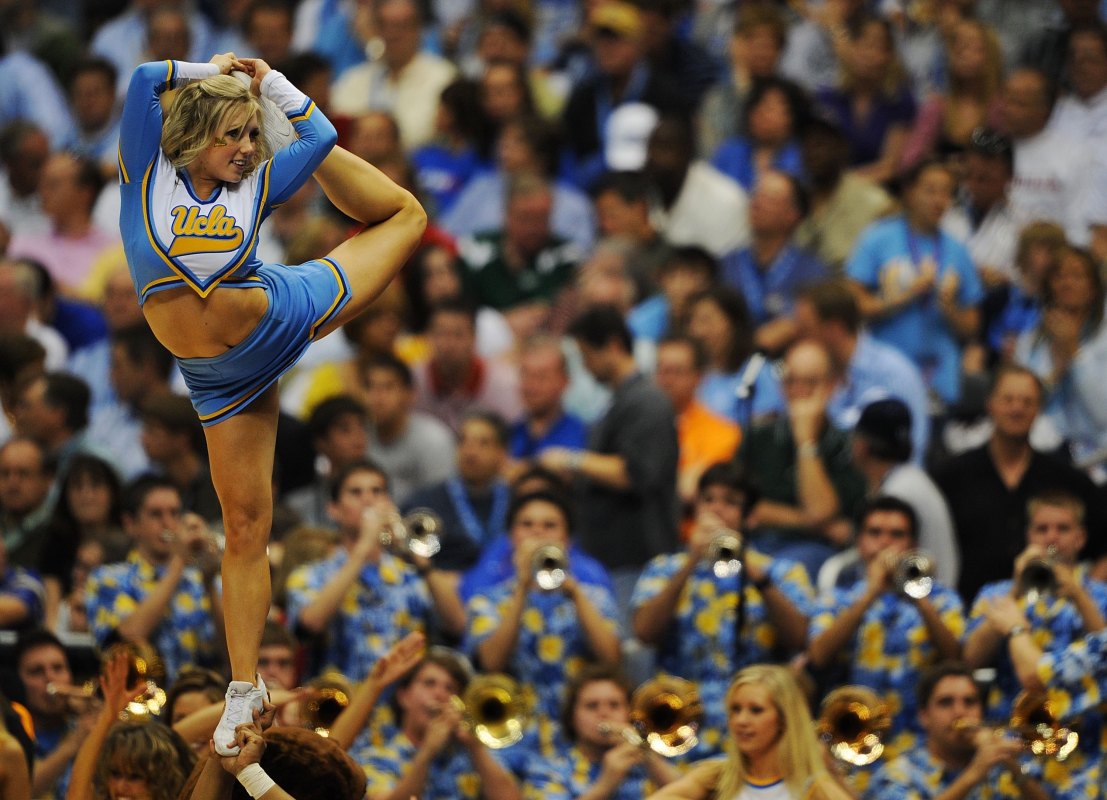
[1006, 624, 1029, 639]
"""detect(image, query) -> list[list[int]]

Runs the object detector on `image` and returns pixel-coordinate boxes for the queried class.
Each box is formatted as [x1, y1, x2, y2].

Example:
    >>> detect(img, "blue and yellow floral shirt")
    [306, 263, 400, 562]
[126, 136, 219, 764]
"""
[355, 730, 484, 799]
[521, 744, 656, 800]
[865, 745, 1030, 800]
[630, 553, 814, 755]
[464, 578, 620, 737]
[85, 550, 217, 681]
[285, 549, 432, 681]
[811, 583, 965, 758]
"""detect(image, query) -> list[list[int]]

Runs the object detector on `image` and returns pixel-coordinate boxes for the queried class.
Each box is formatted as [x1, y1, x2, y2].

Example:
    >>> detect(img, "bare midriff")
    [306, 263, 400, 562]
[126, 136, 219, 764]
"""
[143, 284, 269, 358]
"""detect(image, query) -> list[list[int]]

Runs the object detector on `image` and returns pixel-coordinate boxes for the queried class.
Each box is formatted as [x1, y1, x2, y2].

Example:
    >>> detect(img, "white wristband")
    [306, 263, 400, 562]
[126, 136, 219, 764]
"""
[236, 764, 276, 799]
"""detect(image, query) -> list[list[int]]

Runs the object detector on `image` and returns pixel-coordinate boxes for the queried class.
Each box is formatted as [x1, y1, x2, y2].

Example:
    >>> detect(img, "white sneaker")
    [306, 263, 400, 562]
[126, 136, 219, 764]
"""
[214, 676, 267, 756]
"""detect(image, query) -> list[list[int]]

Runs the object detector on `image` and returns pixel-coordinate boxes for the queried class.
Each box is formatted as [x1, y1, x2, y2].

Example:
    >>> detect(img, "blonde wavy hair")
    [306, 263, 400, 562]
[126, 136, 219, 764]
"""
[93, 720, 196, 800]
[161, 74, 271, 176]
[714, 665, 848, 800]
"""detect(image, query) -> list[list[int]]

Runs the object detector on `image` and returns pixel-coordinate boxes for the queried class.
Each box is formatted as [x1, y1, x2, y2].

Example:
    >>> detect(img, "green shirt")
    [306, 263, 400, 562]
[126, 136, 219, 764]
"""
[458, 232, 580, 311]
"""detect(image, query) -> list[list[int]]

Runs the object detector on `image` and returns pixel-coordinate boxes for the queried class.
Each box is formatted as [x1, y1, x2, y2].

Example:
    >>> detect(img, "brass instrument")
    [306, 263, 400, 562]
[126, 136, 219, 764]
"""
[380, 509, 442, 559]
[301, 672, 353, 737]
[452, 673, 530, 749]
[531, 544, 568, 591]
[956, 690, 1079, 762]
[893, 551, 935, 600]
[618, 676, 703, 757]
[1016, 546, 1058, 604]
[817, 685, 891, 766]
[705, 530, 743, 579]
[46, 680, 97, 712]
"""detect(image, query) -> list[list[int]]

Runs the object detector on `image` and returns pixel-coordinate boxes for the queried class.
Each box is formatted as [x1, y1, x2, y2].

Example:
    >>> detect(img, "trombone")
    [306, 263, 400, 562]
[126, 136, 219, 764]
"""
[301, 672, 352, 737]
[379, 509, 443, 560]
[705, 530, 743, 579]
[816, 685, 891, 766]
[450, 673, 531, 749]
[598, 676, 703, 757]
[531, 544, 568, 591]
[954, 690, 1079, 762]
[893, 551, 935, 600]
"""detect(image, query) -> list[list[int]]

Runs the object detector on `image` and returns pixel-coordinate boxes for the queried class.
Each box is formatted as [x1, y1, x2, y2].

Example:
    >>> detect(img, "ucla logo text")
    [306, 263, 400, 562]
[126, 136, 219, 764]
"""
[167, 205, 244, 257]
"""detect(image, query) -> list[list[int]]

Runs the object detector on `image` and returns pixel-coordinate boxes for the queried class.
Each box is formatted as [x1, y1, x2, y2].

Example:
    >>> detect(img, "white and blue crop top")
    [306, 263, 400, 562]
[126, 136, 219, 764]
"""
[118, 60, 338, 303]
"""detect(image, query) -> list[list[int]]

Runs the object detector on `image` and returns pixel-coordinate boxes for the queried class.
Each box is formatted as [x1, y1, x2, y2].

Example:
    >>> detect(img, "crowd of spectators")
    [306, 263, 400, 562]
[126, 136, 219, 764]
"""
[3, 0, 1107, 798]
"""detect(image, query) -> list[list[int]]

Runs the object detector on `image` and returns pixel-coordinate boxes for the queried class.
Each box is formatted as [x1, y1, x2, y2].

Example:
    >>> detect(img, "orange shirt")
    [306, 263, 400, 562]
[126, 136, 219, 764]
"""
[677, 400, 742, 481]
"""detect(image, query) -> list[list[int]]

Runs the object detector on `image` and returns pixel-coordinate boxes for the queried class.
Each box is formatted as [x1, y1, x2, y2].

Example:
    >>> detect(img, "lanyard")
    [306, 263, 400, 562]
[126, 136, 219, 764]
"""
[903, 218, 944, 279]
[446, 478, 509, 546]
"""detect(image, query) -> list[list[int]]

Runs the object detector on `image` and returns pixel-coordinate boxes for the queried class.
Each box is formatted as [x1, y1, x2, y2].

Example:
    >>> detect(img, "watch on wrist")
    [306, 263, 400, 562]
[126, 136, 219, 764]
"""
[1006, 623, 1028, 640]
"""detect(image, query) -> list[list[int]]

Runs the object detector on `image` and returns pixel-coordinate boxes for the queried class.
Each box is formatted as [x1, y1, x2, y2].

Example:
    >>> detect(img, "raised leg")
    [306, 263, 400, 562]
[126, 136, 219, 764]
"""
[202, 384, 279, 683]
[311, 146, 426, 338]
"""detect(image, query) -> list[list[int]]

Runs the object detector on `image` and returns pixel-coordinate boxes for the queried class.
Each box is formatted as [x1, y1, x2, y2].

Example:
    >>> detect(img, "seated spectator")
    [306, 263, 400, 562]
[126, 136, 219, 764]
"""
[163, 666, 226, 730]
[902, 19, 1005, 171]
[403, 410, 511, 574]
[627, 246, 716, 344]
[355, 649, 522, 799]
[697, 3, 788, 158]
[442, 115, 597, 254]
[780, 0, 866, 94]
[807, 496, 965, 759]
[0, 123, 50, 238]
[740, 339, 866, 578]
[286, 460, 462, 680]
[284, 395, 370, 528]
[719, 171, 828, 355]
[346, 111, 404, 167]
[36, 454, 128, 633]
[510, 336, 588, 467]
[653, 336, 741, 505]
[711, 78, 808, 192]
[1014, 245, 1107, 478]
[851, 399, 960, 587]
[847, 158, 983, 407]
[794, 114, 895, 273]
[934, 365, 1106, 603]
[0, 437, 54, 570]
[964, 489, 1107, 798]
[591, 171, 673, 297]
[465, 491, 620, 738]
[0, 259, 67, 370]
[815, 15, 917, 185]
[15, 629, 92, 798]
[865, 662, 1049, 800]
[329, 0, 458, 150]
[644, 116, 751, 258]
[140, 394, 220, 523]
[457, 174, 583, 341]
[364, 354, 457, 506]
[413, 300, 522, 434]
[520, 665, 681, 798]
[12, 371, 95, 475]
[85, 476, 222, 682]
[6, 153, 117, 294]
[685, 287, 784, 426]
[0, 533, 44, 632]
[632, 464, 813, 755]
[0, 334, 46, 443]
[988, 222, 1063, 364]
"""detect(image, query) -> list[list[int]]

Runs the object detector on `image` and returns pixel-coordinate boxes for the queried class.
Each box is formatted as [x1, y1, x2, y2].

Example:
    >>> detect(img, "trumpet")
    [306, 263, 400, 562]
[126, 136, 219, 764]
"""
[603, 676, 703, 757]
[1016, 546, 1058, 604]
[705, 530, 743, 579]
[379, 509, 442, 559]
[817, 685, 891, 766]
[450, 673, 530, 749]
[531, 544, 568, 591]
[954, 690, 1079, 762]
[893, 551, 934, 600]
[301, 672, 352, 737]
[46, 680, 98, 712]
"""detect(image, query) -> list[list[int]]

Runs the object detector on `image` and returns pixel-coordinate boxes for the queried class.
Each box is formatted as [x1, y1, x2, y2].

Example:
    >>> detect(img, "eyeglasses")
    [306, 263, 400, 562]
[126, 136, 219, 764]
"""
[969, 127, 1012, 156]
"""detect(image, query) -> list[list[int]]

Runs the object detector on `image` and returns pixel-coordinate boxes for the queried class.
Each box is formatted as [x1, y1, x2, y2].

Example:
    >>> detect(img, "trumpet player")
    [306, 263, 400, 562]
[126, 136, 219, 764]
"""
[85, 476, 221, 683]
[465, 490, 620, 737]
[286, 460, 463, 681]
[358, 650, 522, 800]
[521, 665, 680, 799]
[632, 463, 814, 757]
[866, 663, 1048, 800]
[807, 497, 965, 758]
[965, 489, 1107, 800]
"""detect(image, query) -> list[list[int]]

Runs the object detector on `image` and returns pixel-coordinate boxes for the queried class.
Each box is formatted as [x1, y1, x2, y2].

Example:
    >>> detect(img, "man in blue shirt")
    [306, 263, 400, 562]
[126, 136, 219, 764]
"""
[510, 336, 587, 462]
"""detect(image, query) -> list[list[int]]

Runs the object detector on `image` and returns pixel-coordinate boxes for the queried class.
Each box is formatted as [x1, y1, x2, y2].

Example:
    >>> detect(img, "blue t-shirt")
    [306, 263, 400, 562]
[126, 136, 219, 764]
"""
[710, 136, 804, 191]
[846, 216, 984, 403]
[697, 357, 785, 425]
[410, 144, 489, 216]
[719, 244, 828, 325]
[509, 412, 588, 459]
